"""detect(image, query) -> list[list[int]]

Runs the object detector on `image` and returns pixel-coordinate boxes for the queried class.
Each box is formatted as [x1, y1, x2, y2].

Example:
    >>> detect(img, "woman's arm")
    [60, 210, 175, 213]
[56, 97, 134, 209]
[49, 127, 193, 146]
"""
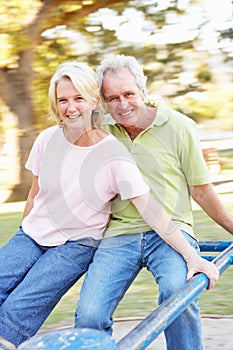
[131, 192, 219, 290]
[22, 175, 39, 220]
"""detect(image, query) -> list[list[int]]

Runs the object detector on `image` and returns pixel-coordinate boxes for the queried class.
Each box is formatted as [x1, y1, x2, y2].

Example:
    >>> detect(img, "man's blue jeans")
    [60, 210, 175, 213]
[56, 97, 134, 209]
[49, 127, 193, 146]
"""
[0, 227, 99, 347]
[75, 230, 203, 350]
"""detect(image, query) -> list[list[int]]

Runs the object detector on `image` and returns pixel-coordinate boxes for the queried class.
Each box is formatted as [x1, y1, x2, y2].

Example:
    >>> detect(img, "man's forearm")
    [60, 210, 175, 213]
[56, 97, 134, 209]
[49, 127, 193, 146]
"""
[190, 183, 233, 235]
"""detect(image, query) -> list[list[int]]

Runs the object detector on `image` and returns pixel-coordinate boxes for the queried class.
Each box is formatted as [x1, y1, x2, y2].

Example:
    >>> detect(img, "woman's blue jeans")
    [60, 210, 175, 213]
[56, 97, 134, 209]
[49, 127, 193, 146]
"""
[0, 227, 99, 347]
[75, 230, 203, 350]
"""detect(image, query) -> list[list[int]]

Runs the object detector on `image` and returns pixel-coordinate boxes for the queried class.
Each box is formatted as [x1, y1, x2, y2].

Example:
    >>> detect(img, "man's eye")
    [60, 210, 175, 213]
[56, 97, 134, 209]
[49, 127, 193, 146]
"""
[109, 97, 118, 102]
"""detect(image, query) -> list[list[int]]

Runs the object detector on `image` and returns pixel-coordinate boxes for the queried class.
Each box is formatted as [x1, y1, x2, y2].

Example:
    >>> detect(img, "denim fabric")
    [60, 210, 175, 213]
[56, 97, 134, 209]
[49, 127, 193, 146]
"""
[75, 230, 203, 350]
[0, 227, 99, 347]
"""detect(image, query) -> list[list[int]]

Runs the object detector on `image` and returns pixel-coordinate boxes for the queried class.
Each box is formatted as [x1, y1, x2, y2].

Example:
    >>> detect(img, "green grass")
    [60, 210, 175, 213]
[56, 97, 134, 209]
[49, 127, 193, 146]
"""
[0, 198, 232, 332]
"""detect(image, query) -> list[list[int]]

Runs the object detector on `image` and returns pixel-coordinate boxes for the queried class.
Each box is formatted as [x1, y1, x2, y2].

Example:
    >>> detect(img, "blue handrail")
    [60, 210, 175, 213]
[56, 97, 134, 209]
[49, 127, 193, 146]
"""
[198, 240, 232, 252]
[117, 242, 233, 350]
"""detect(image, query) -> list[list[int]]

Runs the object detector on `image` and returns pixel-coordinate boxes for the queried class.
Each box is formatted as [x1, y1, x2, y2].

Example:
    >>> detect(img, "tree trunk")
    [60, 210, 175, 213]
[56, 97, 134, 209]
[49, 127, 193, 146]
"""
[5, 127, 37, 203]
[0, 49, 36, 202]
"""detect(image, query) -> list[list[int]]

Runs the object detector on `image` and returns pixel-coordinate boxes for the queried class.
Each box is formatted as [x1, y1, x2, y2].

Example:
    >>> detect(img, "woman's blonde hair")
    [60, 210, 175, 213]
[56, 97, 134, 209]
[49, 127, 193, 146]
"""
[49, 61, 104, 127]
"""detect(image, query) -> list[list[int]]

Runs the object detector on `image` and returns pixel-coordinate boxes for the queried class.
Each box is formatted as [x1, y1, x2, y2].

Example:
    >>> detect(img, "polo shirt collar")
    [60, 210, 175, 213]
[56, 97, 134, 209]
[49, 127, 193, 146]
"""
[150, 103, 170, 127]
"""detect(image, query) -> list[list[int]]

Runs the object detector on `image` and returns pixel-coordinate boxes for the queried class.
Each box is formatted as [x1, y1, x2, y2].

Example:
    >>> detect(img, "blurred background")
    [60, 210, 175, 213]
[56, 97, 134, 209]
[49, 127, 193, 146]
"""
[0, 0, 233, 202]
[0, 0, 232, 334]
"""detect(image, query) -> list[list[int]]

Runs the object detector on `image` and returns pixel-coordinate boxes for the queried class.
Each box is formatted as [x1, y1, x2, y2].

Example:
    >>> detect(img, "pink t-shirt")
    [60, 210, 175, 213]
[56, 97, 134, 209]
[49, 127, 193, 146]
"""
[22, 126, 149, 246]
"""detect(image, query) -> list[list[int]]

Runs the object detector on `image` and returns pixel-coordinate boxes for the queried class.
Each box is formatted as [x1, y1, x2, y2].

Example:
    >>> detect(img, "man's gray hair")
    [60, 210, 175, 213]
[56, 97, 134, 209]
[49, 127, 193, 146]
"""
[96, 54, 148, 98]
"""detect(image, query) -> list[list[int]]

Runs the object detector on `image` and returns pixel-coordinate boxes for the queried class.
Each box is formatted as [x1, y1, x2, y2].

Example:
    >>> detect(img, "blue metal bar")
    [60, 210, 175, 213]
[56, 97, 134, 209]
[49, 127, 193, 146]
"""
[202, 256, 216, 261]
[198, 240, 232, 252]
[19, 328, 118, 349]
[117, 243, 233, 350]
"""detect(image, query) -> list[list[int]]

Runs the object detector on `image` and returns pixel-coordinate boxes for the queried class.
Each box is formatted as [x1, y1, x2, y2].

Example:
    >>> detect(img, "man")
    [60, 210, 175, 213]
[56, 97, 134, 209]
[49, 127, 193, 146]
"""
[75, 55, 233, 349]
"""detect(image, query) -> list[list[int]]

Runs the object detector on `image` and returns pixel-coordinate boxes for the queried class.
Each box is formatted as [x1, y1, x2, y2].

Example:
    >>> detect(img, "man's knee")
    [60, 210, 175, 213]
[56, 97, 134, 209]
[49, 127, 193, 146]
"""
[74, 302, 107, 330]
[159, 274, 186, 304]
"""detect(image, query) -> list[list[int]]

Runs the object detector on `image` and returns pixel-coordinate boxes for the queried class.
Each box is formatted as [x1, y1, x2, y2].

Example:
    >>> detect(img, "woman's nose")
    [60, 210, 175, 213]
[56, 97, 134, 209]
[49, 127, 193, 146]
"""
[67, 100, 77, 112]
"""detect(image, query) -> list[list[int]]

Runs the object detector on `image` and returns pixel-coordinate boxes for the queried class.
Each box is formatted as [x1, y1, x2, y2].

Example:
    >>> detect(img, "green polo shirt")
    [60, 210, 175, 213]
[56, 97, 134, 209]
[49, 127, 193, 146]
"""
[102, 104, 211, 238]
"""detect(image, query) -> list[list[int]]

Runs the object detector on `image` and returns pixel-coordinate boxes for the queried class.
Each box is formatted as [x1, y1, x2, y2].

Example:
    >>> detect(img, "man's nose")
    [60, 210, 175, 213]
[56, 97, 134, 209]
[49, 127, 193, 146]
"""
[118, 96, 129, 106]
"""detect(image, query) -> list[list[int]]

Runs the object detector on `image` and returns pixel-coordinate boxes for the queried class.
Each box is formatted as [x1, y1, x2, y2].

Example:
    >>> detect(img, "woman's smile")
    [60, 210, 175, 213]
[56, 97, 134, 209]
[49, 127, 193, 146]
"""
[67, 113, 81, 120]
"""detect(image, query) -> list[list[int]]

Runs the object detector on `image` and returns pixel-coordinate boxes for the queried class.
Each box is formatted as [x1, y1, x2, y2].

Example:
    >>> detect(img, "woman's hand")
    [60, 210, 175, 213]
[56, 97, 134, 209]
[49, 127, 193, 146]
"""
[186, 255, 219, 290]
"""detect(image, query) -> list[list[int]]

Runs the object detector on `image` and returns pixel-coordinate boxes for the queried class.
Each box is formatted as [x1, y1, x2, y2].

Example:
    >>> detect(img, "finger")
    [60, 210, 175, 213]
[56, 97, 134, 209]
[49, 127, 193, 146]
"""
[207, 276, 218, 290]
[207, 270, 219, 290]
[186, 270, 195, 280]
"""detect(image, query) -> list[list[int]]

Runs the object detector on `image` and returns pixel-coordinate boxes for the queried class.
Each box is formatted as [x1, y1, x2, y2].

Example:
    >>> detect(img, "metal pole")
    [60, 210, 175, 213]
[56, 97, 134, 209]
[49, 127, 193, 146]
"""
[18, 328, 118, 349]
[117, 243, 233, 350]
[198, 240, 232, 252]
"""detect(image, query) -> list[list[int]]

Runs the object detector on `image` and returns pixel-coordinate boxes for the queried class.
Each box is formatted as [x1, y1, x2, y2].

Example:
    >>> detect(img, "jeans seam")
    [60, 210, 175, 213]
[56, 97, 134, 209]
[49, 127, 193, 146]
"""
[0, 316, 29, 345]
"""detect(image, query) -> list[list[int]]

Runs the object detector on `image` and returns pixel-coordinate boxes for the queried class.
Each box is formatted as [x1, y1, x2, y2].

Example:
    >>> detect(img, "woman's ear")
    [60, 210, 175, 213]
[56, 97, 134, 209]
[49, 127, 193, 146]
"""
[91, 110, 99, 127]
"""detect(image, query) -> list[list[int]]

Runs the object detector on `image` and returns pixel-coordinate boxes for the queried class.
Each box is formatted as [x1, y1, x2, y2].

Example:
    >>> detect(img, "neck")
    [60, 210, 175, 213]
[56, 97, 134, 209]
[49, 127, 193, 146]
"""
[125, 106, 157, 140]
[64, 127, 107, 146]
[124, 125, 144, 140]
[63, 126, 85, 144]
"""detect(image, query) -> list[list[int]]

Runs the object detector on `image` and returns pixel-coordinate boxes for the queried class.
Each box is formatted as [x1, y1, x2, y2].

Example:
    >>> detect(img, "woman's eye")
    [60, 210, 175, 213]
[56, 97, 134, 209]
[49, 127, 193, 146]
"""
[75, 97, 84, 102]
[58, 99, 66, 104]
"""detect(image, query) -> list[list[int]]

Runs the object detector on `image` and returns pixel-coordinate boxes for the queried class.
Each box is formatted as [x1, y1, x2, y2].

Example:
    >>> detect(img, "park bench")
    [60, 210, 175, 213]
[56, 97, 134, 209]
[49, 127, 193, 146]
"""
[202, 147, 221, 174]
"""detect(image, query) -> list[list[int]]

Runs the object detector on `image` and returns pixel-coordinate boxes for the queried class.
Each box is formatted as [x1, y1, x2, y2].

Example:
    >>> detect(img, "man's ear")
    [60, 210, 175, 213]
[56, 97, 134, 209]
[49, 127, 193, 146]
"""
[141, 89, 145, 101]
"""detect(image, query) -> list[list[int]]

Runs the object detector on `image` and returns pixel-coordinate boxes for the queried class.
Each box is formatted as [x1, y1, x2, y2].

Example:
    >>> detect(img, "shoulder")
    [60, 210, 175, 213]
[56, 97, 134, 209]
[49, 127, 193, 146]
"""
[158, 104, 195, 126]
[35, 126, 60, 143]
[156, 104, 198, 141]
[105, 133, 130, 152]
[37, 125, 59, 138]
[97, 134, 135, 164]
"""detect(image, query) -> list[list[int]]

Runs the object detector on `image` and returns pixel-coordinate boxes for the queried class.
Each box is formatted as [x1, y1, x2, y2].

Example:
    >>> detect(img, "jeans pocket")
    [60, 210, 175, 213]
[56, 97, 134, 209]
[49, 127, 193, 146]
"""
[181, 230, 200, 253]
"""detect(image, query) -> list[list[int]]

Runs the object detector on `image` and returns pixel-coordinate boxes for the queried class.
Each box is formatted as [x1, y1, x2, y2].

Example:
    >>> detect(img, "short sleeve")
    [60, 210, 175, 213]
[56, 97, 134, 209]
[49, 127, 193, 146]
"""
[112, 157, 150, 200]
[178, 118, 211, 186]
[25, 136, 41, 176]
[25, 127, 58, 176]
[94, 136, 150, 202]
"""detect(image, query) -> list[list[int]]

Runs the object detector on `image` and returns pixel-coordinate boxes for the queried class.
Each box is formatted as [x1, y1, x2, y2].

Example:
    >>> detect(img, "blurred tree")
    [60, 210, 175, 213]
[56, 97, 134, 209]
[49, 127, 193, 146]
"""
[0, 0, 123, 201]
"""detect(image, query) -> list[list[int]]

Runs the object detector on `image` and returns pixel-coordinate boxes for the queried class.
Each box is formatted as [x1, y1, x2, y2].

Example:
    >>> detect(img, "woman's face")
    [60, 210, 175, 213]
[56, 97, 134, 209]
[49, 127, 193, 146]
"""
[56, 78, 96, 130]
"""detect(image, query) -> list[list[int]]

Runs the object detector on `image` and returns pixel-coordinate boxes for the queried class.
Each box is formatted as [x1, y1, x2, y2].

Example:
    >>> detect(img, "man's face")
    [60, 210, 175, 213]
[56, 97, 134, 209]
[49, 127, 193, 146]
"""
[102, 68, 145, 129]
